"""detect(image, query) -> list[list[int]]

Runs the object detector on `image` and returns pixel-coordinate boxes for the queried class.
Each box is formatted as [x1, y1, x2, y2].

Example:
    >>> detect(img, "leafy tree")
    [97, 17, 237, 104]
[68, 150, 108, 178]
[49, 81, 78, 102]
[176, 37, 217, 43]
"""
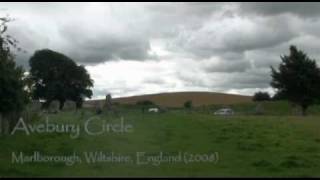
[0, 17, 28, 133]
[68, 65, 93, 109]
[271, 45, 320, 116]
[253, 91, 271, 101]
[184, 100, 193, 109]
[29, 49, 93, 110]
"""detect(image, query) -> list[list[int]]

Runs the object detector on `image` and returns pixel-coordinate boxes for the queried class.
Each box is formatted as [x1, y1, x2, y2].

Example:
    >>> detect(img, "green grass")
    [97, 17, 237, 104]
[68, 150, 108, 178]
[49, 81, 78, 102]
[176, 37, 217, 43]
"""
[1, 102, 320, 177]
[195, 100, 320, 116]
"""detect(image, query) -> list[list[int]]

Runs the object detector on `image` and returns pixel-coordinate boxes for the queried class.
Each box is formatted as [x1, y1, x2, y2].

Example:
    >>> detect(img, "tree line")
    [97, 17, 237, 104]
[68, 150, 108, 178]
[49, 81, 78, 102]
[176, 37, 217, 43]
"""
[253, 45, 320, 116]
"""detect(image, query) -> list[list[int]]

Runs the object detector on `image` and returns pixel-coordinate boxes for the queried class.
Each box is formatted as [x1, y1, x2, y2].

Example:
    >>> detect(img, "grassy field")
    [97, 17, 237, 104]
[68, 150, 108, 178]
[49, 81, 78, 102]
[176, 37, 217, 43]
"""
[0, 101, 320, 177]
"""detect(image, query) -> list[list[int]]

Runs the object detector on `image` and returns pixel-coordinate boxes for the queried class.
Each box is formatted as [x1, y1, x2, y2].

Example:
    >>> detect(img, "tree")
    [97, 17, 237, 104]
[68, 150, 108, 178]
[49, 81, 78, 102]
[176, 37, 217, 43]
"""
[184, 100, 193, 109]
[29, 49, 93, 110]
[253, 91, 271, 101]
[68, 65, 93, 109]
[271, 45, 320, 116]
[0, 17, 28, 134]
[272, 90, 287, 101]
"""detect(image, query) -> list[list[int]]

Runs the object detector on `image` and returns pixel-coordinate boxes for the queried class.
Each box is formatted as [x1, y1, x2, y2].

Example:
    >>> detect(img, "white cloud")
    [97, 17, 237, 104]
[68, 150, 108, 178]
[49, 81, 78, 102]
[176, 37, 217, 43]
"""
[2, 2, 320, 98]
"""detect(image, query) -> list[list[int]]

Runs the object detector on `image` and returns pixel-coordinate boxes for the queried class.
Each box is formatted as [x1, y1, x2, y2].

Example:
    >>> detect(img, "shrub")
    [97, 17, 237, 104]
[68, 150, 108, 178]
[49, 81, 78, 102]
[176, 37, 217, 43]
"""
[253, 92, 271, 101]
[184, 100, 193, 109]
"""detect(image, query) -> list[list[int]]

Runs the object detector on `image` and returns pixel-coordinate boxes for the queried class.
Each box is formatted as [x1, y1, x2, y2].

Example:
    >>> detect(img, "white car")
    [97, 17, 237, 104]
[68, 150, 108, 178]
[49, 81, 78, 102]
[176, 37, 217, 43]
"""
[148, 107, 159, 113]
[214, 108, 234, 116]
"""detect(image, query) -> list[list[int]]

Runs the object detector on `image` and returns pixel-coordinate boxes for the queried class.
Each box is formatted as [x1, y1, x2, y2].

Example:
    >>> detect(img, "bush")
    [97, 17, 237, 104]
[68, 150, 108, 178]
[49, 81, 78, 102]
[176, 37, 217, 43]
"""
[253, 92, 271, 102]
[136, 100, 154, 106]
[0, 17, 29, 134]
[136, 100, 155, 113]
[184, 100, 193, 109]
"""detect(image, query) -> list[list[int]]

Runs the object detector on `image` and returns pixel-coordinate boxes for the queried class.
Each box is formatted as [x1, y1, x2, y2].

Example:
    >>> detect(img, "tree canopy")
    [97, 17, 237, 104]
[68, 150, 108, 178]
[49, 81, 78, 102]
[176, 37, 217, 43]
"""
[184, 100, 193, 109]
[253, 92, 271, 102]
[271, 45, 320, 116]
[0, 17, 28, 115]
[29, 49, 93, 110]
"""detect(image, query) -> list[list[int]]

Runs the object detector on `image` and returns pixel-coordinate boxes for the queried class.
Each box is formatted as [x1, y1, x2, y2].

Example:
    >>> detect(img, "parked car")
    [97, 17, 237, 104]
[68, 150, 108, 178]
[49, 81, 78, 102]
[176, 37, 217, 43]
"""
[148, 107, 159, 113]
[214, 108, 234, 116]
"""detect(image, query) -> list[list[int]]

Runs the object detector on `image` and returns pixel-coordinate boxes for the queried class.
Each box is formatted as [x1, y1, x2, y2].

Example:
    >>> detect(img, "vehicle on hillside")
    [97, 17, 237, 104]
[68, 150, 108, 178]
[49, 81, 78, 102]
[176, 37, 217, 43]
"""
[214, 108, 234, 116]
[148, 107, 159, 113]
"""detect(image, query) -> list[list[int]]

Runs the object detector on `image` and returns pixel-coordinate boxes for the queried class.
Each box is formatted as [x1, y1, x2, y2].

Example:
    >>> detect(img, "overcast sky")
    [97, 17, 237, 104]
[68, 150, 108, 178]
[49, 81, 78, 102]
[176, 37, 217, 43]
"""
[2, 2, 320, 99]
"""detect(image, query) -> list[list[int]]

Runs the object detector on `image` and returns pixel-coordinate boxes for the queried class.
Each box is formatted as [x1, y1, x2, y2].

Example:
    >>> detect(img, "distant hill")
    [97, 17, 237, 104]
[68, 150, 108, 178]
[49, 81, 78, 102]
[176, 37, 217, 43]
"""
[84, 91, 253, 108]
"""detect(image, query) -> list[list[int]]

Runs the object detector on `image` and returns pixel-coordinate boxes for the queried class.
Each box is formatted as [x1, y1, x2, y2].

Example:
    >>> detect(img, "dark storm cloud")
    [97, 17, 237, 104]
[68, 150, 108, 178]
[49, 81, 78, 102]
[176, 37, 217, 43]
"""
[203, 60, 251, 73]
[7, 20, 51, 69]
[218, 69, 272, 90]
[147, 2, 227, 18]
[2, 2, 158, 67]
[240, 2, 320, 18]
[59, 32, 153, 64]
[5, 2, 299, 64]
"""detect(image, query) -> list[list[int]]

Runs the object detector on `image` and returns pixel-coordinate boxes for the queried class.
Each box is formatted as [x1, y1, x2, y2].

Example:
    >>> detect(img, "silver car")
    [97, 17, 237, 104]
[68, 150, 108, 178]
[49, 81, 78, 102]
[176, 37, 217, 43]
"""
[214, 108, 234, 116]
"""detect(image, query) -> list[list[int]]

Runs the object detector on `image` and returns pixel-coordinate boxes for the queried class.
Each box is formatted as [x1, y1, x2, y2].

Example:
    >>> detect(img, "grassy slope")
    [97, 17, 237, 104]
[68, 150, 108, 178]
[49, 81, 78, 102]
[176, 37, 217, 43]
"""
[1, 101, 320, 177]
[85, 91, 252, 108]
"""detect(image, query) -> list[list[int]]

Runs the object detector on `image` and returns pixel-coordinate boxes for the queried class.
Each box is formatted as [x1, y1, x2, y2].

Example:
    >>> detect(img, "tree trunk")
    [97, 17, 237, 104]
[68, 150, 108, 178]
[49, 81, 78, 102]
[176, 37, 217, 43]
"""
[0, 115, 9, 135]
[3, 118, 8, 135]
[42, 100, 52, 110]
[301, 105, 308, 116]
[0, 112, 22, 135]
[0, 114, 3, 135]
[76, 100, 83, 109]
[9, 111, 20, 132]
[59, 100, 65, 110]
